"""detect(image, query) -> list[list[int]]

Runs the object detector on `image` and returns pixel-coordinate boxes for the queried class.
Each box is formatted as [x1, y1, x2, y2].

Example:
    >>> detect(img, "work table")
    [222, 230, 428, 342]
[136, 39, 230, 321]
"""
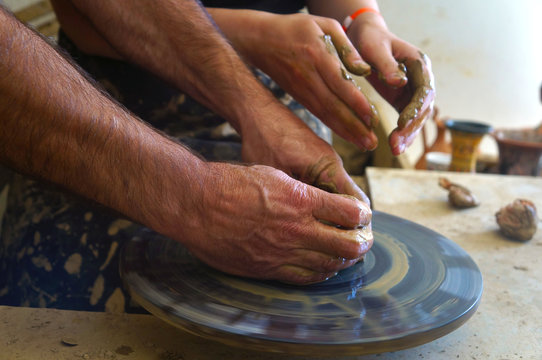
[1, 167, 541, 359]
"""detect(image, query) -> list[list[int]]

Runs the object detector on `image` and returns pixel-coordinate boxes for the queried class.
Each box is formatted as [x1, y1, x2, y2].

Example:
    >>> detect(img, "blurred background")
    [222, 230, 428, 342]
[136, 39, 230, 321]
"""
[379, 0, 542, 166]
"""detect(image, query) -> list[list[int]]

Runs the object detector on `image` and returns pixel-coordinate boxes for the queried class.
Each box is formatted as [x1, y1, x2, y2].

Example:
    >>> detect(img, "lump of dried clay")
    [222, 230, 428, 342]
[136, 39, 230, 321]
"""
[438, 177, 479, 208]
[495, 199, 539, 241]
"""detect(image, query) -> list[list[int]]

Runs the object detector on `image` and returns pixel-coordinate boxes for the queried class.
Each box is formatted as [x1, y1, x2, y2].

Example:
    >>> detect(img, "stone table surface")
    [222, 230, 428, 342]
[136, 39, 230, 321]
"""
[365, 167, 542, 360]
[1, 167, 541, 359]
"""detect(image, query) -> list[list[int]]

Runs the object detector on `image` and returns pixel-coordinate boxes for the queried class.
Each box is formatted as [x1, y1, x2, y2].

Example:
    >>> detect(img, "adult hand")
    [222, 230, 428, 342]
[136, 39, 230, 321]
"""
[172, 162, 373, 284]
[145, 109, 373, 284]
[239, 104, 371, 204]
[346, 12, 435, 155]
[1, 3, 372, 286]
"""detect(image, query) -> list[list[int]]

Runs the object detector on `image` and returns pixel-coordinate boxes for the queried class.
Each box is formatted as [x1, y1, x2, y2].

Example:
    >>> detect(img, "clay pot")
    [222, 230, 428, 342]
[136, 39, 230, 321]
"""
[493, 128, 542, 176]
[445, 120, 492, 173]
[415, 107, 452, 170]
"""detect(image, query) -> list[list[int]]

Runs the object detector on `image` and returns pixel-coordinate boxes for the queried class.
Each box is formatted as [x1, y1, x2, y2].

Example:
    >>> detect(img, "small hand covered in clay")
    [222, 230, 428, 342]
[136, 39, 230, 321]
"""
[495, 199, 539, 241]
[178, 163, 373, 284]
[438, 177, 479, 208]
[346, 11, 435, 155]
[209, 8, 434, 155]
[212, 10, 379, 151]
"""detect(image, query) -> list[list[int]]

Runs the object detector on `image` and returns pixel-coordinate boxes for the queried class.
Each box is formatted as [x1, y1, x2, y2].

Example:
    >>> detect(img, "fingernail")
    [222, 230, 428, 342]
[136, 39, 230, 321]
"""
[388, 72, 407, 85]
[358, 202, 372, 226]
[355, 61, 372, 76]
[349, 60, 371, 77]
[362, 136, 377, 151]
[393, 142, 406, 155]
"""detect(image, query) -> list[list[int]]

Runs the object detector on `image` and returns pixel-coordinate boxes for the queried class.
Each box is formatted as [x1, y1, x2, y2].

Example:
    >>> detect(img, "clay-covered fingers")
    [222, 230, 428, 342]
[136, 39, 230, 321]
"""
[304, 156, 371, 204]
[271, 226, 372, 285]
[182, 164, 373, 286]
[349, 20, 435, 155]
[318, 34, 381, 133]
[272, 264, 339, 285]
[389, 53, 435, 155]
[315, 18, 371, 77]
[235, 12, 381, 151]
[303, 221, 373, 261]
[309, 19, 380, 149]
[358, 37, 407, 88]
[396, 53, 435, 129]
[346, 18, 409, 90]
[323, 172, 370, 205]
[389, 100, 432, 155]
[307, 191, 373, 260]
[341, 177, 371, 205]
[289, 249, 358, 274]
[366, 52, 434, 155]
[312, 190, 371, 229]
[314, 92, 379, 151]
[318, 31, 380, 122]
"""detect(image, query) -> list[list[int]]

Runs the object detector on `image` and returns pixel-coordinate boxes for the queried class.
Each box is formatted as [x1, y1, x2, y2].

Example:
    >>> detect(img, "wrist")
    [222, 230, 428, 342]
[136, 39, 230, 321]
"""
[341, 7, 380, 31]
[125, 135, 210, 241]
[343, 7, 387, 34]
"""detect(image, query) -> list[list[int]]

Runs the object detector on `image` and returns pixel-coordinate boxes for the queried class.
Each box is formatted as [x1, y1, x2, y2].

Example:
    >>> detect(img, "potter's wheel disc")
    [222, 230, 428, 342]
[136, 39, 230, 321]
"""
[120, 212, 482, 356]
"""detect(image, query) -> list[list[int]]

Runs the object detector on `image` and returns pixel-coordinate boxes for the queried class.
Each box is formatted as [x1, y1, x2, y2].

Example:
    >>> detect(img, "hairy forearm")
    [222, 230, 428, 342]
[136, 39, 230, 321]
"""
[0, 8, 205, 234]
[63, 0, 286, 137]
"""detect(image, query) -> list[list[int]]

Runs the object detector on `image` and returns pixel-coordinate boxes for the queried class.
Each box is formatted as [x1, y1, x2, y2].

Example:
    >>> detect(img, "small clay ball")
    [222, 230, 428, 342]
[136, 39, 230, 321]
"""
[438, 177, 479, 208]
[495, 199, 538, 241]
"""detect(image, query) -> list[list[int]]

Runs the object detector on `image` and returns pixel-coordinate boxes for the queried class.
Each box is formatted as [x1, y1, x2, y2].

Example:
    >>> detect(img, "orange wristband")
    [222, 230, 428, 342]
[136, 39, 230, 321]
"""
[342, 7, 381, 32]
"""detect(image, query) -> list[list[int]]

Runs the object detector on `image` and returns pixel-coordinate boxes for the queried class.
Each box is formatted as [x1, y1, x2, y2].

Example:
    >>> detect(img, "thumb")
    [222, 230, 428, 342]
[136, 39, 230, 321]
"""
[312, 188, 372, 229]
[340, 174, 371, 206]
[313, 166, 371, 206]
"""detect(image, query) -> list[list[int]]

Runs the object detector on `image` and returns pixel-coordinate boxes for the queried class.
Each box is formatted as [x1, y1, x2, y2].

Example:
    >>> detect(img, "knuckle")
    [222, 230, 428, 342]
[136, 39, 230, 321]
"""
[344, 241, 368, 259]
[344, 248, 361, 260]
[301, 42, 321, 63]
[290, 182, 315, 208]
[323, 17, 343, 32]
[344, 202, 366, 228]
[359, 41, 378, 55]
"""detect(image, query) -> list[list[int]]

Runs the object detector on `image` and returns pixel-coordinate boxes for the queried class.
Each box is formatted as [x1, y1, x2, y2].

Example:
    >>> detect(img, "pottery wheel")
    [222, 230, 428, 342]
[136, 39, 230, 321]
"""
[120, 211, 483, 356]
